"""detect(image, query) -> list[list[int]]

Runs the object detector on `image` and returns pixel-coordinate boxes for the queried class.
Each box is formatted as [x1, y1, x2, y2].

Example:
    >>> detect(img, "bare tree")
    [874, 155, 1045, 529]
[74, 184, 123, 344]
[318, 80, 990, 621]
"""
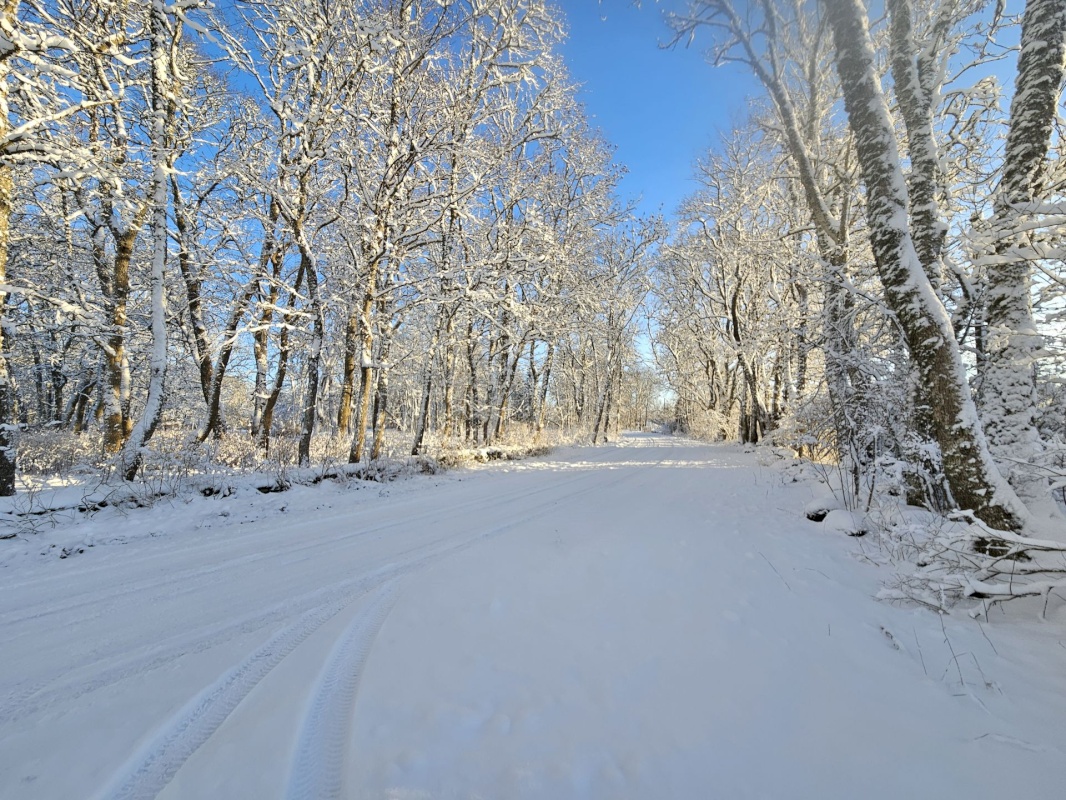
[980, 0, 1066, 492]
[819, 0, 1029, 529]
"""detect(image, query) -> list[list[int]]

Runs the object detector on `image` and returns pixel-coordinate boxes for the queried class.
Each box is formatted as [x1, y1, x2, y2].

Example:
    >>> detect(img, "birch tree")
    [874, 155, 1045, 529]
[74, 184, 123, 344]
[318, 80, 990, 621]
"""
[121, 0, 210, 479]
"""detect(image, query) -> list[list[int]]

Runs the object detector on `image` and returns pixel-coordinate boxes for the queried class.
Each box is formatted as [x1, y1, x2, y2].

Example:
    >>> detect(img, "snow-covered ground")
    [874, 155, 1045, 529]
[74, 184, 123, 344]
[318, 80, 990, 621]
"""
[2, 433, 1064, 799]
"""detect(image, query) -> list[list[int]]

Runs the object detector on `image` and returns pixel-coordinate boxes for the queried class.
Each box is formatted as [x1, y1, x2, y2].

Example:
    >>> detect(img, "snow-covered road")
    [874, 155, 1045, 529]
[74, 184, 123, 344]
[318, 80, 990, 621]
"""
[2, 434, 1064, 799]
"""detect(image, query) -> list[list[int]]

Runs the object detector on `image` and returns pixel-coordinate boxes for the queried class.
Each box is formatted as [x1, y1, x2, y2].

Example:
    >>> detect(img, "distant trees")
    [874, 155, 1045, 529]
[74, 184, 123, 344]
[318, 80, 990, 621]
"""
[0, 0, 99, 492]
[655, 132, 806, 445]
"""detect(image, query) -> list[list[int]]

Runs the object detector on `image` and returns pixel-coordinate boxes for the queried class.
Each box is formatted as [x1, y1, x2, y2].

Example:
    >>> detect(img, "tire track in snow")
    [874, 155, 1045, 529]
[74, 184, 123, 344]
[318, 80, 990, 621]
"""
[1, 530, 486, 724]
[90, 486, 606, 800]
[5, 443, 635, 603]
[96, 593, 364, 800]
[1, 464, 620, 713]
[0, 449, 622, 628]
[285, 580, 400, 800]
[78, 446, 667, 800]
[1, 566, 381, 725]
[2, 443, 627, 598]
[285, 449, 673, 799]
[96, 572, 414, 800]
[4, 446, 667, 722]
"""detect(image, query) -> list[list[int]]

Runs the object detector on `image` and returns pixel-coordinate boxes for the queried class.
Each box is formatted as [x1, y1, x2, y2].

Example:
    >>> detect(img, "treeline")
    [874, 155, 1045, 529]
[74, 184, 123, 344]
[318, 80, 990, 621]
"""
[0, 0, 661, 491]
[652, 0, 1066, 531]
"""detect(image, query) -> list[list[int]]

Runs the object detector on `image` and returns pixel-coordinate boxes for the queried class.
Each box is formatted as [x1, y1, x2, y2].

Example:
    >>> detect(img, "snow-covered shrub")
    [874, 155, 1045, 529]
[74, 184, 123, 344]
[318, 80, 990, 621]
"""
[354, 455, 440, 482]
[877, 509, 1066, 618]
[804, 494, 843, 521]
[200, 433, 267, 471]
[310, 434, 357, 465]
[771, 391, 838, 463]
[18, 428, 104, 476]
[435, 425, 567, 468]
[822, 509, 869, 537]
[672, 406, 734, 443]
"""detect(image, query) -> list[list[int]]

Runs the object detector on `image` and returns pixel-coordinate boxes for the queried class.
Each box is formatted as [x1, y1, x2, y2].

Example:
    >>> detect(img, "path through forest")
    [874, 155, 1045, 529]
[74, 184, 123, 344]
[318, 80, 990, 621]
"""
[1, 434, 1064, 799]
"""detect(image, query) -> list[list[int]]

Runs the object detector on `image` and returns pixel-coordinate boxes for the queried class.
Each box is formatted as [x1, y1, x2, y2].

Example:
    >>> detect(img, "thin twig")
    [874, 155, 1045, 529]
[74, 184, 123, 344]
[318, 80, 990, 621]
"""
[759, 551, 792, 591]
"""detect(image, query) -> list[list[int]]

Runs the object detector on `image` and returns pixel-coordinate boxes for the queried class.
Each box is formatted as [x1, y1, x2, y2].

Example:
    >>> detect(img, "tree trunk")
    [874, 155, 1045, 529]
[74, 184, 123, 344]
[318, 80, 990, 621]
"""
[982, 0, 1066, 483]
[121, 0, 172, 481]
[491, 338, 524, 443]
[337, 308, 360, 436]
[0, 108, 14, 494]
[441, 323, 457, 439]
[257, 302, 292, 456]
[71, 376, 95, 435]
[171, 176, 213, 408]
[251, 284, 273, 437]
[411, 321, 441, 456]
[371, 337, 392, 461]
[535, 342, 554, 435]
[465, 320, 479, 445]
[886, 0, 946, 291]
[98, 230, 137, 454]
[823, 0, 1029, 530]
[200, 277, 259, 442]
[252, 245, 283, 437]
[592, 379, 610, 445]
[348, 284, 376, 464]
[297, 246, 324, 467]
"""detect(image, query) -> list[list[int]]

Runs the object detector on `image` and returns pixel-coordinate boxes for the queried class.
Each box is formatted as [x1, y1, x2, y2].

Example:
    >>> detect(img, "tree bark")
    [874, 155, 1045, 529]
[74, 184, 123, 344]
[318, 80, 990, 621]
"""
[295, 243, 324, 467]
[886, 0, 947, 290]
[252, 244, 283, 437]
[441, 318, 457, 439]
[411, 319, 441, 455]
[982, 0, 1066, 481]
[337, 307, 360, 436]
[257, 292, 293, 456]
[97, 228, 139, 455]
[465, 319, 479, 444]
[121, 0, 172, 481]
[371, 334, 392, 461]
[822, 0, 1029, 530]
[535, 342, 554, 435]
[171, 176, 213, 408]
[348, 275, 377, 464]
[0, 85, 14, 495]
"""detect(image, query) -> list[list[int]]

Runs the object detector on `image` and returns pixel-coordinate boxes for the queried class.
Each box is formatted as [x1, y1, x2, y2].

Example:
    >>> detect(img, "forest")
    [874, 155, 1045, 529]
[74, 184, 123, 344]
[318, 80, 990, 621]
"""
[0, 0, 669, 488]
[654, 0, 1066, 540]
[1, 0, 1064, 545]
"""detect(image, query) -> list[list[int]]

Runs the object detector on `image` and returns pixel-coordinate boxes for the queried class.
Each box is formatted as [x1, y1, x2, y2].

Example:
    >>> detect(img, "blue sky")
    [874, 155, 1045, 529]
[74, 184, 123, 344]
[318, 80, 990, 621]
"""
[556, 1, 1028, 220]
[558, 1, 760, 218]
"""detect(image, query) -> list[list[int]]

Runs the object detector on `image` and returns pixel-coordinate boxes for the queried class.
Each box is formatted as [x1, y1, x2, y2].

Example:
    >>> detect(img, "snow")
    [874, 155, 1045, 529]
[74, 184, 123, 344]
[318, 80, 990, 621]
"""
[2, 433, 1065, 799]
[822, 508, 869, 536]
[803, 493, 843, 521]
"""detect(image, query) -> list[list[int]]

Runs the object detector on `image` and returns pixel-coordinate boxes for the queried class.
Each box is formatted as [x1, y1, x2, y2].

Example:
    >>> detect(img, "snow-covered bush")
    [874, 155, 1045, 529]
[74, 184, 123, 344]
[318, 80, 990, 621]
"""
[18, 429, 104, 476]
[879, 510, 1066, 618]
